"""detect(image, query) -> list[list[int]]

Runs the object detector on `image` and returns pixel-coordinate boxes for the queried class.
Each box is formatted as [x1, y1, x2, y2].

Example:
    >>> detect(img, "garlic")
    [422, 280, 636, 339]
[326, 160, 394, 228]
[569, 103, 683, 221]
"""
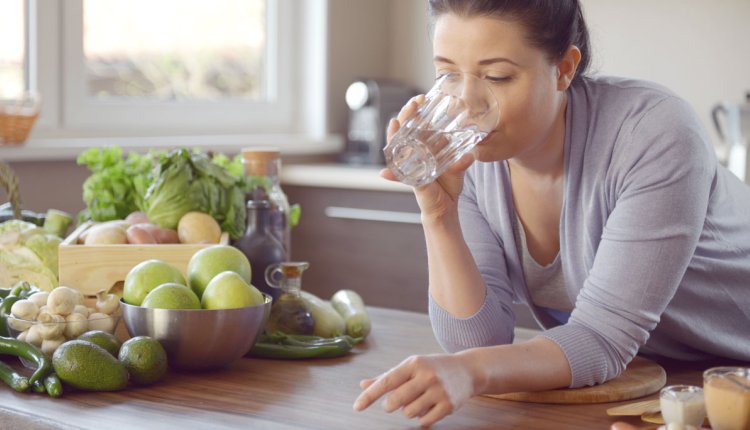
[64, 313, 89, 339]
[87, 313, 115, 333]
[46, 287, 78, 316]
[95, 290, 120, 315]
[41, 337, 65, 356]
[25, 325, 43, 347]
[10, 299, 39, 321]
[73, 304, 89, 317]
[28, 292, 50, 309]
[37, 312, 65, 340]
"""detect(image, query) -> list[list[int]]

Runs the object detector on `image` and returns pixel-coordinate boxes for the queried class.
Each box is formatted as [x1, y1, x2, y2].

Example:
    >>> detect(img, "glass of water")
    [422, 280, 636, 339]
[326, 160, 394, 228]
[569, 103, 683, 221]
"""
[383, 72, 499, 187]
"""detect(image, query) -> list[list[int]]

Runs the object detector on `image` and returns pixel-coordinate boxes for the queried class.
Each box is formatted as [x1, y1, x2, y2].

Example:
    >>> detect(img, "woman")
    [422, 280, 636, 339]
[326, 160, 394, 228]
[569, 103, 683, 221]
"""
[353, 0, 750, 427]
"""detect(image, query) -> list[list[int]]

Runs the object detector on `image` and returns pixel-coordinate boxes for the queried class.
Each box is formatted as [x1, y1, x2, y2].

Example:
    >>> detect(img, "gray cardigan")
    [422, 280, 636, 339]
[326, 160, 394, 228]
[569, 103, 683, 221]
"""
[429, 75, 750, 388]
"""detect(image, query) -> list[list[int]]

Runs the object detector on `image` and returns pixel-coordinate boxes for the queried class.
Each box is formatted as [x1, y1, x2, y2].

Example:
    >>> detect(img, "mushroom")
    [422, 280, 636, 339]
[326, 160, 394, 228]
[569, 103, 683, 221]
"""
[25, 324, 43, 347]
[73, 304, 89, 317]
[46, 287, 79, 316]
[41, 337, 66, 356]
[10, 299, 39, 321]
[95, 290, 120, 315]
[87, 313, 115, 333]
[28, 292, 50, 309]
[64, 313, 89, 339]
[37, 312, 65, 340]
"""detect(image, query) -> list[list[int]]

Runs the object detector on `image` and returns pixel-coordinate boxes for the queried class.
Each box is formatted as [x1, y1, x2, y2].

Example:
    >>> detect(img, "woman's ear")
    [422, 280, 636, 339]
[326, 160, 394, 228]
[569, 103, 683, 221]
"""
[557, 45, 582, 90]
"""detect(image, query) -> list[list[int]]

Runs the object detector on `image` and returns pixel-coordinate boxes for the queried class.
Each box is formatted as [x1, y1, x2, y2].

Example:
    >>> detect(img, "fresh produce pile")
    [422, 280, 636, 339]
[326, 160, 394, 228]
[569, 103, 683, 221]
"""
[5, 285, 120, 356]
[77, 210, 223, 246]
[0, 332, 167, 396]
[249, 289, 371, 360]
[77, 147, 247, 239]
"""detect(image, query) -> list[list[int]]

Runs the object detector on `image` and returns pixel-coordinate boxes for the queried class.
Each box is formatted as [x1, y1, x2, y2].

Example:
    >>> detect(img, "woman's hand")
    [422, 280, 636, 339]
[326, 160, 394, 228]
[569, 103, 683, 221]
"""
[353, 353, 479, 427]
[381, 95, 476, 223]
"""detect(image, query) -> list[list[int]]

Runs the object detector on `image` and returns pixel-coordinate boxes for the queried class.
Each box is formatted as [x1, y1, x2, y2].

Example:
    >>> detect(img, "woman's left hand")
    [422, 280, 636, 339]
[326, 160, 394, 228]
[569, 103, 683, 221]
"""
[353, 353, 479, 427]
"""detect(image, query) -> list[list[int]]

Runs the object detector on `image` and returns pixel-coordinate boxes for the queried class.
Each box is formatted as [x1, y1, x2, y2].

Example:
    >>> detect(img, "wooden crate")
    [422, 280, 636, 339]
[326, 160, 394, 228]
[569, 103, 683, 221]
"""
[58, 221, 230, 296]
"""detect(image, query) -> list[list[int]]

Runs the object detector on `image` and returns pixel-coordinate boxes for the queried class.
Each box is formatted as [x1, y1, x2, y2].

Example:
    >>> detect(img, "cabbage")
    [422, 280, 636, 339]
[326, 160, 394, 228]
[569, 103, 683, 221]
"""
[143, 149, 246, 238]
[23, 233, 62, 277]
[0, 245, 57, 291]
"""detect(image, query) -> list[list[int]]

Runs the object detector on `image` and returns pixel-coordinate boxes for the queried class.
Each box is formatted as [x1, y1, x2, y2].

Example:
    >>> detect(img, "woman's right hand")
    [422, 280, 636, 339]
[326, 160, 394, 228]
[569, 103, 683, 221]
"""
[381, 95, 475, 223]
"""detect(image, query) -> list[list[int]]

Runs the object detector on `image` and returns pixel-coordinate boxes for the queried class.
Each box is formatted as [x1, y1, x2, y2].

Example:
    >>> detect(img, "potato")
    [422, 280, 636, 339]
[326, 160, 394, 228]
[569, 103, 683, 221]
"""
[131, 223, 179, 244]
[126, 225, 157, 244]
[177, 212, 222, 244]
[83, 224, 128, 245]
[125, 211, 149, 225]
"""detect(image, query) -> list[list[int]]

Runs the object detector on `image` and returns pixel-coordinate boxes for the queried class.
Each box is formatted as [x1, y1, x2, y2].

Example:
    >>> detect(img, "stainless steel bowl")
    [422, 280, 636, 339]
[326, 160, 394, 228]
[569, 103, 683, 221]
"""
[120, 296, 271, 370]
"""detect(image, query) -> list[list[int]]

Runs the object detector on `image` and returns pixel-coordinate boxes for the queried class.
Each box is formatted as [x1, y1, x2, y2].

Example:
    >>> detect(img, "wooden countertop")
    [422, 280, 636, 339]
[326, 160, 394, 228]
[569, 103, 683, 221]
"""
[0, 307, 714, 430]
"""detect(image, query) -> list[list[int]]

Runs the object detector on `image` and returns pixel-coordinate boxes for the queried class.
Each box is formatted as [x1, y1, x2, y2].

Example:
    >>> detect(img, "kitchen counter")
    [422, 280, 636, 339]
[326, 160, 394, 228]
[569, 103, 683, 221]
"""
[0, 307, 712, 430]
[282, 163, 412, 193]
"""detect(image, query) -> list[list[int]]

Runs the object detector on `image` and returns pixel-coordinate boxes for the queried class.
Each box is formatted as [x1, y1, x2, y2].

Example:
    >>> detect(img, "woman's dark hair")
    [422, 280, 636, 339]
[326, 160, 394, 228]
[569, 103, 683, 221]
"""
[427, 0, 591, 82]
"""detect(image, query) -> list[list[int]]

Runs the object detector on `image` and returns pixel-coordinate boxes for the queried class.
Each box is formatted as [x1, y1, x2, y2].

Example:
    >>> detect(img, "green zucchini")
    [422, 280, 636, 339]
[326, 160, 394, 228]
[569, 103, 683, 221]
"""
[330, 289, 371, 339]
[299, 291, 345, 338]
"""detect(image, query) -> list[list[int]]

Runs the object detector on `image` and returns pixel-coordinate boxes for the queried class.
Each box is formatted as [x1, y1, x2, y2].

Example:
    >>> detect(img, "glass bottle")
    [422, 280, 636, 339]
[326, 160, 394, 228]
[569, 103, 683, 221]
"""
[264, 261, 314, 336]
[241, 148, 292, 257]
[233, 199, 287, 301]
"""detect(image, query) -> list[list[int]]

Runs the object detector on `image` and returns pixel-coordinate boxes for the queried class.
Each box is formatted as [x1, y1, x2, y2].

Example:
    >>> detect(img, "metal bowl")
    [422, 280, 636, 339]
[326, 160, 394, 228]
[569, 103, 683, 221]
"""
[120, 296, 271, 371]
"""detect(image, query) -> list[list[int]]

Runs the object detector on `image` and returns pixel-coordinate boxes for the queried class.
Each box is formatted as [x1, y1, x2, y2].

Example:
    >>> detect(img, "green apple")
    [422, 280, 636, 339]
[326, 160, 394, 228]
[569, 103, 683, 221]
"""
[123, 260, 186, 306]
[141, 283, 201, 310]
[187, 245, 252, 299]
[201, 271, 265, 310]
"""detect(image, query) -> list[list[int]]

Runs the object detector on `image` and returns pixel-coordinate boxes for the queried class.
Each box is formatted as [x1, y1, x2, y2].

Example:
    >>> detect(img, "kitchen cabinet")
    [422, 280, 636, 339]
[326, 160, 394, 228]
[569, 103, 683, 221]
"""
[285, 184, 429, 313]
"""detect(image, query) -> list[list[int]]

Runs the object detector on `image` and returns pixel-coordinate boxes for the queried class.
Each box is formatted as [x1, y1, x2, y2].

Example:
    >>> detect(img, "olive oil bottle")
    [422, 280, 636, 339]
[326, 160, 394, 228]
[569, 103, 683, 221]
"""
[264, 261, 314, 335]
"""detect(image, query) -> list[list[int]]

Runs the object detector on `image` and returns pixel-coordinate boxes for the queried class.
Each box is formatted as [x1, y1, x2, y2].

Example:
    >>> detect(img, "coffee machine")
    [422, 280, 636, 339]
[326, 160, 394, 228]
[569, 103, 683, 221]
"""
[341, 79, 420, 165]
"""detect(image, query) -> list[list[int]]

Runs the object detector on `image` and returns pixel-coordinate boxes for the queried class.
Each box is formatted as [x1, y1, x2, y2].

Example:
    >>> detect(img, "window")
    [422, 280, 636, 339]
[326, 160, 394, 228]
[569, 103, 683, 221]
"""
[83, 0, 266, 102]
[1, 0, 331, 146]
[0, 0, 25, 99]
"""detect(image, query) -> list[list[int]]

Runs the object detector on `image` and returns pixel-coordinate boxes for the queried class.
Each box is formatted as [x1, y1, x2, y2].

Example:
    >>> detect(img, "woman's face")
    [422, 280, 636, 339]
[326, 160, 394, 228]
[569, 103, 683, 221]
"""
[432, 14, 568, 163]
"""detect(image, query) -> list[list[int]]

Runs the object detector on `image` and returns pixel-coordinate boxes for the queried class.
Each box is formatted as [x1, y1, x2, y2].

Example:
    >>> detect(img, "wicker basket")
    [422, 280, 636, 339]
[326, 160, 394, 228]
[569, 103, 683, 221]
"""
[0, 92, 41, 145]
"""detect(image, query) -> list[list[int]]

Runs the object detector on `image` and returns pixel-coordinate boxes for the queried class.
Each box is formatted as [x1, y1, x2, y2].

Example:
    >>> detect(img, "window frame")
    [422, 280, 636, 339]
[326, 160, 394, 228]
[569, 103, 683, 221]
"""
[21, 0, 332, 147]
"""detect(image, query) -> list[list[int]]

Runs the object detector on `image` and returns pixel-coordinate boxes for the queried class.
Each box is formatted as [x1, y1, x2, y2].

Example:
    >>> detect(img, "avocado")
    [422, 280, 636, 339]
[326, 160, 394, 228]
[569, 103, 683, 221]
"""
[77, 330, 122, 357]
[52, 340, 128, 391]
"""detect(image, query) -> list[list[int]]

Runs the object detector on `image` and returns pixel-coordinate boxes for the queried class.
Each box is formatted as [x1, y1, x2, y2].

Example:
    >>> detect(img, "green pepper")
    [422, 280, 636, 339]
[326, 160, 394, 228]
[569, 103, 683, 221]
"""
[249, 333, 363, 360]
[0, 288, 12, 300]
[9, 281, 31, 297]
[0, 337, 52, 385]
[43, 373, 63, 398]
[0, 359, 30, 393]
[31, 378, 47, 393]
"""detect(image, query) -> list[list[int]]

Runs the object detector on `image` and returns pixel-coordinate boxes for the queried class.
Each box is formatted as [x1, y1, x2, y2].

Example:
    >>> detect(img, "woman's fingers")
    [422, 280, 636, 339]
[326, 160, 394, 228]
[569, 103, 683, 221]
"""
[418, 401, 453, 428]
[379, 168, 398, 181]
[381, 378, 427, 413]
[359, 378, 375, 389]
[353, 365, 411, 411]
[386, 118, 400, 141]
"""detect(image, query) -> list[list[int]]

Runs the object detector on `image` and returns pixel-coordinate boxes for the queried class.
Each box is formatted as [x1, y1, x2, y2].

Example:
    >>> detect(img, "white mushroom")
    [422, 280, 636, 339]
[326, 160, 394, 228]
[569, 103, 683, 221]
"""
[7, 316, 32, 332]
[16, 330, 28, 342]
[36, 312, 65, 340]
[10, 299, 39, 321]
[25, 325, 43, 347]
[64, 313, 89, 339]
[95, 290, 120, 315]
[27, 292, 50, 309]
[46, 287, 79, 316]
[38, 305, 48, 314]
[41, 337, 66, 356]
[87, 313, 115, 333]
[73, 304, 89, 317]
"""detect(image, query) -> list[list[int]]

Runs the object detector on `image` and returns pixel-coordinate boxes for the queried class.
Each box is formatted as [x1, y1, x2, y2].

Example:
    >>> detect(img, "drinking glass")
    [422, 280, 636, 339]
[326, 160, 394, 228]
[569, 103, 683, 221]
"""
[703, 367, 750, 430]
[383, 72, 499, 187]
[659, 385, 706, 429]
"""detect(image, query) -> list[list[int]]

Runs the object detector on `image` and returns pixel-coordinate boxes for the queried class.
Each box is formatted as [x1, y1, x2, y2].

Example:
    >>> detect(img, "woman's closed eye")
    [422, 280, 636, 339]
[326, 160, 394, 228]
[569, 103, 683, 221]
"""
[484, 75, 512, 83]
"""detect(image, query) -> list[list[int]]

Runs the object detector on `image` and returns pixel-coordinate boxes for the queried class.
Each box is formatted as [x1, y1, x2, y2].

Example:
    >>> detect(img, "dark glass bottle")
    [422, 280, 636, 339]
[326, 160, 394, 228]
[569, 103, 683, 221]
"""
[233, 199, 287, 301]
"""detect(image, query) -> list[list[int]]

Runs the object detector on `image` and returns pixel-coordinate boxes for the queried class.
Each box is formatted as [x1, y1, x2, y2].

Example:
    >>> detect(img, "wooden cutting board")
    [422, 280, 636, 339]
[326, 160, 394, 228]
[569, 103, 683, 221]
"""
[485, 356, 666, 404]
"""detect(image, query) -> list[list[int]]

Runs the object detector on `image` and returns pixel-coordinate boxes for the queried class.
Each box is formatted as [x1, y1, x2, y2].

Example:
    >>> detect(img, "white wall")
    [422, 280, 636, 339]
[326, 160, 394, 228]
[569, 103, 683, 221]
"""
[383, 0, 750, 147]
